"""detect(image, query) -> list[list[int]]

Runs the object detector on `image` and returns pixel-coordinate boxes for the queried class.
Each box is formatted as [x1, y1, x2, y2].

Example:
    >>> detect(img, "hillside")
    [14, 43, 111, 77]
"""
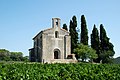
[113, 57, 120, 64]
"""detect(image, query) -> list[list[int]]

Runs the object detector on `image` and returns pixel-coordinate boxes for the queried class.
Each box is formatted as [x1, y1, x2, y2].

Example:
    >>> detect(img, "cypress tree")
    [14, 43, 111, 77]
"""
[62, 23, 68, 31]
[100, 24, 109, 51]
[80, 15, 88, 45]
[100, 24, 115, 63]
[72, 16, 78, 46]
[69, 16, 78, 53]
[69, 20, 74, 53]
[91, 24, 100, 62]
[91, 24, 100, 50]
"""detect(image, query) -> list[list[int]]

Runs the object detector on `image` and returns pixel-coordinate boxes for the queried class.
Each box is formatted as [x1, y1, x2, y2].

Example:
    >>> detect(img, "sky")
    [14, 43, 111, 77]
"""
[0, 0, 120, 58]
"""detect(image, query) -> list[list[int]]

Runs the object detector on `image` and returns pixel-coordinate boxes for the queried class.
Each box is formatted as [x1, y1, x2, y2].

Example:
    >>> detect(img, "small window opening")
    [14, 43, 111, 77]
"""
[55, 31, 59, 38]
[56, 21, 58, 26]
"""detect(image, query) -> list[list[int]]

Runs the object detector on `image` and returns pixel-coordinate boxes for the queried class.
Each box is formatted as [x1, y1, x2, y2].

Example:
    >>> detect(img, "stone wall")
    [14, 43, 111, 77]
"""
[50, 59, 78, 63]
[42, 26, 70, 63]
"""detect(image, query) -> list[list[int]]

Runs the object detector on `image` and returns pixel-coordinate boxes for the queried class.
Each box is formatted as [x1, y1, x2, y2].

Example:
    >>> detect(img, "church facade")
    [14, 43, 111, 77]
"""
[29, 18, 71, 63]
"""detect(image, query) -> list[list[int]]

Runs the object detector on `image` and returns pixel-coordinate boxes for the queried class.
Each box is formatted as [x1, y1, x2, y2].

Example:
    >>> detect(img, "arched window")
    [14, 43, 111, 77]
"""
[55, 31, 59, 38]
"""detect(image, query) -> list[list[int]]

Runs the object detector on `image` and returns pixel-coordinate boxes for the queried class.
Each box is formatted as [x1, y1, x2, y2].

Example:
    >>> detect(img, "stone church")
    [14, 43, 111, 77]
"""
[29, 18, 73, 63]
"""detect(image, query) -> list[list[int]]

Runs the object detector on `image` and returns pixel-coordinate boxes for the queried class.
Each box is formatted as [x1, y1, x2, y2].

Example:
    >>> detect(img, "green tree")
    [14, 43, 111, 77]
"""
[69, 15, 78, 53]
[69, 20, 74, 53]
[80, 15, 88, 45]
[10, 52, 23, 61]
[91, 25, 100, 62]
[100, 24, 115, 63]
[62, 23, 68, 31]
[74, 44, 97, 62]
[0, 49, 26, 61]
[0, 49, 11, 61]
[21, 56, 29, 62]
[100, 24, 109, 50]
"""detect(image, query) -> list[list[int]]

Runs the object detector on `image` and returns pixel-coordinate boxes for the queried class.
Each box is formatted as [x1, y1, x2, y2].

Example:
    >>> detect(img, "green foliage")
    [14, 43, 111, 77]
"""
[22, 56, 29, 62]
[100, 24, 109, 50]
[80, 15, 88, 45]
[91, 24, 100, 52]
[90, 24, 115, 63]
[69, 15, 78, 53]
[0, 49, 11, 61]
[99, 50, 114, 63]
[74, 44, 97, 62]
[0, 49, 28, 61]
[99, 24, 115, 63]
[91, 25, 101, 62]
[62, 23, 68, 31]
[68, 15, 115, 63]
[0, 63, 120, 80]
[10, 52, 23, 61]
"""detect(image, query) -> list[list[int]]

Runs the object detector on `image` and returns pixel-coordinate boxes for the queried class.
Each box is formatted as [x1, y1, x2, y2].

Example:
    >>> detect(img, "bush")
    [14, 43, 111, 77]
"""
[0, 63, 120, 80]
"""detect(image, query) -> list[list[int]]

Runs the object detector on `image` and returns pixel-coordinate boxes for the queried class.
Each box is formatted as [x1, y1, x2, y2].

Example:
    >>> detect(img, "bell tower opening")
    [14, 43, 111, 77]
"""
[52, 18, 60, 28]
[56, 21, 58, 26]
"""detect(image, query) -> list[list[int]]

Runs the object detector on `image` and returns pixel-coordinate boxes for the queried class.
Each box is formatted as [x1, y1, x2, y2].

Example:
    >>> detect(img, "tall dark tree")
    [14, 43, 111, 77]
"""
[91, 25, 100, 62]
[72, 16, 78, 46]
[69, 16, 78, 53]
[62, 23, 68, 31]
[91, 24, 100, 49]
[100, 24, 109, 50]
[100, 24, 115, 63]
[80, 15, 88, 45]
[69, 20, 74, 53]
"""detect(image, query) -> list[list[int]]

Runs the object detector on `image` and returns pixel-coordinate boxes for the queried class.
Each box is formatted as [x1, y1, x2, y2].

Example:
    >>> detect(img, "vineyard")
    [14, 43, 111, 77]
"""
[0, 62, 120, 80]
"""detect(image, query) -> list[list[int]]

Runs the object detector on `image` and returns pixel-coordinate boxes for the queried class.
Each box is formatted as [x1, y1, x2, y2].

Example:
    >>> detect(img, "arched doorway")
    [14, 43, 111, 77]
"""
[54, 49, 60, 59]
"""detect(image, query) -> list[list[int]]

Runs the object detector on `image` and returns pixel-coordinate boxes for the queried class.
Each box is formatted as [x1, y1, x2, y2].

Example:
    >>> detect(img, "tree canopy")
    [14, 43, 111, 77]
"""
[62, 23, 68, 31]
[74, 44, 97, 62]
[91, 25, 101, 62]
[67, 15, 115, 63]
[0, 49, 29, 61]
[69, 16, 78, 53]
[99, 24, 115, 63]
[90, 24, 115, 63]
[80, 15, 88, 45]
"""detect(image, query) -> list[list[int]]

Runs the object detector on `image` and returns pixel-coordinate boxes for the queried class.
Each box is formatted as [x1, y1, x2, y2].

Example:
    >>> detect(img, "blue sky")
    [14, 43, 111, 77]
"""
[0, 0, 120, 58]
